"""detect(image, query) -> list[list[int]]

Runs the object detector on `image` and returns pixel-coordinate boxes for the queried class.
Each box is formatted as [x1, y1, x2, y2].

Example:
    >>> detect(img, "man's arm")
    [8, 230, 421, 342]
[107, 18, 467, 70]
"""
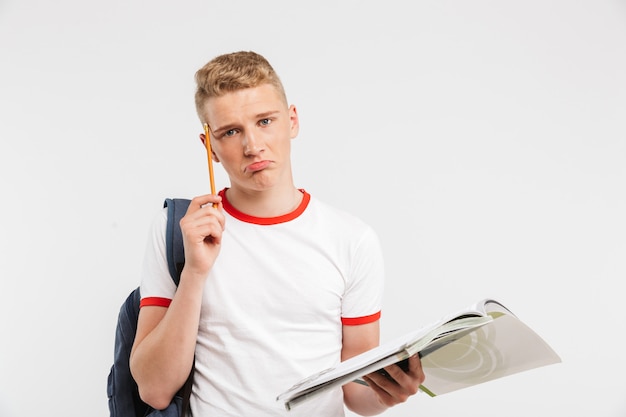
[341, 322, 425, 416]
[129, 276, 204, 409]
[130, 194, 224, 410]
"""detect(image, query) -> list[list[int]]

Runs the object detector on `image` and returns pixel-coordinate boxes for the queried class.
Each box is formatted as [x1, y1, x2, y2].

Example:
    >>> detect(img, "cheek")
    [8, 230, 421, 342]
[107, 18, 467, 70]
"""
[212, 144, 239, 164]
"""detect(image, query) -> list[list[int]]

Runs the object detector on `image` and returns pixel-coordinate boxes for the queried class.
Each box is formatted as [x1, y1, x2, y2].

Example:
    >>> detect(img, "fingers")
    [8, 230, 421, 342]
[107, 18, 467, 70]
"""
[363, 354, 425, 406]
[177, 194, 225, 279]
[408, 353, 424, 378]
[182, 195, 225, 244]
[187, 194, 222, 213]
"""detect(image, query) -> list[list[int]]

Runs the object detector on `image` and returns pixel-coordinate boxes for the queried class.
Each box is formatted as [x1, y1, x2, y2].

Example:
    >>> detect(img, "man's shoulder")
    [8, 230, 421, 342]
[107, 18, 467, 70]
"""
[306, 195, 375, 234]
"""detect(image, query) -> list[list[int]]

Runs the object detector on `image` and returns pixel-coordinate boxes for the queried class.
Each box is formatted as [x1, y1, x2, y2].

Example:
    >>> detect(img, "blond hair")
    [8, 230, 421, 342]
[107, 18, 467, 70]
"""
[194, 51, 288, 121]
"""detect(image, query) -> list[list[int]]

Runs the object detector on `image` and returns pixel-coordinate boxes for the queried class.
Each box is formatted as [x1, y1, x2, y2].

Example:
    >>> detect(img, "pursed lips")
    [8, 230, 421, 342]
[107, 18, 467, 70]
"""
[245, 160, 271, 173]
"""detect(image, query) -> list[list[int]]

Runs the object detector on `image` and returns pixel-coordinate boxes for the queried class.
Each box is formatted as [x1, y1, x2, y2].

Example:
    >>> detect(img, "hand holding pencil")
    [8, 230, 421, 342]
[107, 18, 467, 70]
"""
[176, 124, 223, 277]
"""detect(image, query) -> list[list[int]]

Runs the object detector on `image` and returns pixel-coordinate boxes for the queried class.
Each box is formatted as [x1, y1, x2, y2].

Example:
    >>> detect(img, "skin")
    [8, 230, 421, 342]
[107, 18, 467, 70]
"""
[130, 83, 425, 414]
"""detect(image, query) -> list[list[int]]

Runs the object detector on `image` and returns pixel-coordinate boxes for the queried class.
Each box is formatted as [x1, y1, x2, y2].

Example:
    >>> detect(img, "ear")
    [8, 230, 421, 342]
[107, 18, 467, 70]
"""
[199, 133, 220, 163]
[288, 105, 300, 139]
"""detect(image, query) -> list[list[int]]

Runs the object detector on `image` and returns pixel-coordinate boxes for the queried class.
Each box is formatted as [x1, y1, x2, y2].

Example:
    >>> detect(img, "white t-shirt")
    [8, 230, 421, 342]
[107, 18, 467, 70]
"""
[140, 189, 384, 416]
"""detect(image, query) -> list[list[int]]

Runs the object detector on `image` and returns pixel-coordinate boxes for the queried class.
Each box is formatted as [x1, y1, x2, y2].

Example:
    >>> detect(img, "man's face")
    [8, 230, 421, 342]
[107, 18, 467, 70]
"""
[201, 84, 299, 192]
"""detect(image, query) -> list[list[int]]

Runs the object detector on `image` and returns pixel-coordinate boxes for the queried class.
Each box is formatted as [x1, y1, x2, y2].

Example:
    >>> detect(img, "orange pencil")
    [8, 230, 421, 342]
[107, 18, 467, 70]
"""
[203, 123, 217, 207]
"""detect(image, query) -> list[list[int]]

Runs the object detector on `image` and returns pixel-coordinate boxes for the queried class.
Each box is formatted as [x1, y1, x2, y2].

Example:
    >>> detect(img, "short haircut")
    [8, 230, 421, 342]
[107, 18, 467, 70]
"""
[194, 51, 288, 122]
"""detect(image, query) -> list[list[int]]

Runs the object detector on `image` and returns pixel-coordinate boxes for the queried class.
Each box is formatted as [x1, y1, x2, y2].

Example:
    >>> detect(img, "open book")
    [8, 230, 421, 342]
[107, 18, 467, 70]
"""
[276, 298, 561, 410]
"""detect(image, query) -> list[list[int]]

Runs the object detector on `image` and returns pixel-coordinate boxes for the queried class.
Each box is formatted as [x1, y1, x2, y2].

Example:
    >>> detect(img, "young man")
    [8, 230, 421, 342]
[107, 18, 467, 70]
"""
[130, 51, 424, 416]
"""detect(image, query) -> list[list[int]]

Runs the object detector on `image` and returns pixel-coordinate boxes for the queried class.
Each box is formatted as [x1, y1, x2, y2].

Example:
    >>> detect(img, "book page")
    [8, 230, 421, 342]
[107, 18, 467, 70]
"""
[419, 314, 561, 396]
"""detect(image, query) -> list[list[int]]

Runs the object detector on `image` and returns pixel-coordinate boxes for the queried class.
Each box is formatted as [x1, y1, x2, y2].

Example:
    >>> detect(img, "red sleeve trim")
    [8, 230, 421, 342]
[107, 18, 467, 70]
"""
[140, 297, 172, 308]
[341, 311, 381, 326]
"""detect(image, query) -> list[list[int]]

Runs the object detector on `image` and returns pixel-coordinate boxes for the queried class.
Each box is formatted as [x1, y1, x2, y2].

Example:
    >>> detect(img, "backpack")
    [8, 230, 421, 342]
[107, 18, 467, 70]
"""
[107, 198, 192, 417]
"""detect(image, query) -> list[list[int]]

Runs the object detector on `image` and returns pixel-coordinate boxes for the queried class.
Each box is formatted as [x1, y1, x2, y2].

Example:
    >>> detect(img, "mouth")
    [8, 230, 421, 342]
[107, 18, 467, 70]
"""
[245, 160, 271, 173]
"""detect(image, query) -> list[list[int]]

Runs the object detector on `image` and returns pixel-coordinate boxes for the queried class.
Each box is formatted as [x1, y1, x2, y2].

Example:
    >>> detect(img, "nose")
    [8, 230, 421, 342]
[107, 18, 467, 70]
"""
[243, 131, 264, 156]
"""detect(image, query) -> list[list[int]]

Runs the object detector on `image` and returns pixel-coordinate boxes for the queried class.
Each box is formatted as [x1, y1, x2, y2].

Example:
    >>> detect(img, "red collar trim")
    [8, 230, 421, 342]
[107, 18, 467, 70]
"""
[218, 188, 310, 225]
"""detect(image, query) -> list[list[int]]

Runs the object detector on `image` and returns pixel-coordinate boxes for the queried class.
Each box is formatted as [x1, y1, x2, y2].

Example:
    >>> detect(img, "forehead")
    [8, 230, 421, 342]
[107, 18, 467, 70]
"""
[202, 84, 286, 125]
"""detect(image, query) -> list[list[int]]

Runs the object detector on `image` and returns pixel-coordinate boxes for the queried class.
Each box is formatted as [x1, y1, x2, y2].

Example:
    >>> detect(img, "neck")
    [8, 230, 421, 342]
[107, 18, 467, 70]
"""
[225, 185, 303, 218]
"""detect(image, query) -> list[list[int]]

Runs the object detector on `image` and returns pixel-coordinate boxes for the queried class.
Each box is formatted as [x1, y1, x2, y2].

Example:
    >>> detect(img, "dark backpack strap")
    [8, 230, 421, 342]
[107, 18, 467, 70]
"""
[163, 198, 194, 416]
[164, 198, 192, 285]
[180, 364, 195, 416]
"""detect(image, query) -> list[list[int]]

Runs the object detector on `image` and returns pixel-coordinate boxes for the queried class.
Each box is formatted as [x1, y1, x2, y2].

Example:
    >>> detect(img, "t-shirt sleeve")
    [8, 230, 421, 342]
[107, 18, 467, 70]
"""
[139, 207, 177, 307]
[341, 225, 385, 325]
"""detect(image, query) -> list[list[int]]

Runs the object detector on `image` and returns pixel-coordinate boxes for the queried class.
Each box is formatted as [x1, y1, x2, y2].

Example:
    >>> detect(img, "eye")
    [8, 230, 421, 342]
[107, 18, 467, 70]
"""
[259, 118, 271, 126]
[224, 129, 237, 138]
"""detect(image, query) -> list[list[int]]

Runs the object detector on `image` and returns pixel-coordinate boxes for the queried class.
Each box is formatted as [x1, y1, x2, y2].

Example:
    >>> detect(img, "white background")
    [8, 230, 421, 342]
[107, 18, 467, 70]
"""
[1, 1, 625, 416]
